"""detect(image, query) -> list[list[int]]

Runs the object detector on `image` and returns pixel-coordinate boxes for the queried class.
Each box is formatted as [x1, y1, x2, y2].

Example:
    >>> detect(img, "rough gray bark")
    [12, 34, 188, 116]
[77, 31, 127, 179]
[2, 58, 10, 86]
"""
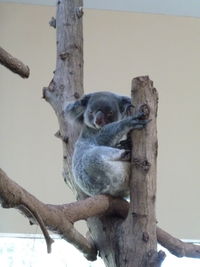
[43, 0, 84, 193]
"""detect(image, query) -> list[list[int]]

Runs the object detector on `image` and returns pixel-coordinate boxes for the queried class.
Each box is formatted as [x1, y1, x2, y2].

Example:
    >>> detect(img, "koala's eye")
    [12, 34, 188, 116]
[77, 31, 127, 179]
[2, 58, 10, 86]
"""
[107, 111, 113, 116]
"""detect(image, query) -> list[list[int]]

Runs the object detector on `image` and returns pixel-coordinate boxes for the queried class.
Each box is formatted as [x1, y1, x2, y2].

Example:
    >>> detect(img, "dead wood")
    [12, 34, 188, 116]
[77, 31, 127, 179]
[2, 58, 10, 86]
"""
[0, 46, 29, 78]
[1, 168, 200, 262]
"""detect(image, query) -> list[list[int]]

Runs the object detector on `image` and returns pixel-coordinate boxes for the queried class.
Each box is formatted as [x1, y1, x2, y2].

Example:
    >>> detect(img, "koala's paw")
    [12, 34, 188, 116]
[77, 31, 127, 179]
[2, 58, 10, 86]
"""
[121, 150, 131, 161]
[130, 118, 151, 129]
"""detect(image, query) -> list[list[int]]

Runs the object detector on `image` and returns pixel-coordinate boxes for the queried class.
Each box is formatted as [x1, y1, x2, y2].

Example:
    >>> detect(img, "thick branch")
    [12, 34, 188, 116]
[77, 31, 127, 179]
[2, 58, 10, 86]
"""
[0, 168, 96, 261]
[50, 195, 129, 223]
[0, 47, 30, 78]
[120, 76, 160, 267]
[43, 0, 84, 192]
[1, 168, 200, 261]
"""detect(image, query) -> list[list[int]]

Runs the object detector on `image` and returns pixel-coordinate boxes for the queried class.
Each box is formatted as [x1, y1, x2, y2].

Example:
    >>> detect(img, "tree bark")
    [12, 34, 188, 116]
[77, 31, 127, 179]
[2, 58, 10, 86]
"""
[43, 2, 163, 266]
[117, 76, 162, 267]
[1, 168, 200, 263]
[43, 0, 84, 194]
[0, 46, 30, 78]
[86, 77, 164, 267]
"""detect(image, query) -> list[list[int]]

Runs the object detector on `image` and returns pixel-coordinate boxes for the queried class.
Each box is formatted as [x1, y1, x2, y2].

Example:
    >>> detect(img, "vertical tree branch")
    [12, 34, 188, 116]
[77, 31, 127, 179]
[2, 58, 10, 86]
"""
[43, 0, 84, 192]
[118, 76, 165, 267]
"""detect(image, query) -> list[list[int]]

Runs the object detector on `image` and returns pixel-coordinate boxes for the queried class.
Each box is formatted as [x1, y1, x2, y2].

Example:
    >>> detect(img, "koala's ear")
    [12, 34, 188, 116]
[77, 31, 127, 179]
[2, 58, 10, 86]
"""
[65, 94, 91, 124]
[80, 93, 92, 106]
[119, 96, 133, 117]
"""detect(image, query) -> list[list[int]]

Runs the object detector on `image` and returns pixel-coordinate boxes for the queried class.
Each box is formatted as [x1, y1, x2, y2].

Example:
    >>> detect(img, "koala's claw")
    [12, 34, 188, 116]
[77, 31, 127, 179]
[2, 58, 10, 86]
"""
[131, 118, 151, 129]
[132, 111, 145, 120]
[121, 150, 131, 161]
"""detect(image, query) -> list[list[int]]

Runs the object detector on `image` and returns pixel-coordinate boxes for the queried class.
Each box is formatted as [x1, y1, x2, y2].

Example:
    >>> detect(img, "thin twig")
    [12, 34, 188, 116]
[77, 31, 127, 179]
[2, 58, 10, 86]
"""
[20, 204, 54, 253]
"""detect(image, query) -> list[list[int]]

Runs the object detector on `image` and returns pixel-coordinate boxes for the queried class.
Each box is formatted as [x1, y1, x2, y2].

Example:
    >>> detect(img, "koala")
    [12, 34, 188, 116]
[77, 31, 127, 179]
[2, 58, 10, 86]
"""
[65, 91, 148, 197]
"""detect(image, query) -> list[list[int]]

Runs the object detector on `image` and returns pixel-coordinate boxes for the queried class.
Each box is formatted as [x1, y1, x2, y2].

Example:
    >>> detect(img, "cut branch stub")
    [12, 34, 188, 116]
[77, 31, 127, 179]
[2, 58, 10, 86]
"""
[49, 17, 56, 28]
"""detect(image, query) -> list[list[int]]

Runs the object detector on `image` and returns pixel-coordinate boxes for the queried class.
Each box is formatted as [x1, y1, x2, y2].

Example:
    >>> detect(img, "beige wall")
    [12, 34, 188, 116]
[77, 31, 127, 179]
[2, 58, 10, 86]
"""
[1, 2, 200, 239]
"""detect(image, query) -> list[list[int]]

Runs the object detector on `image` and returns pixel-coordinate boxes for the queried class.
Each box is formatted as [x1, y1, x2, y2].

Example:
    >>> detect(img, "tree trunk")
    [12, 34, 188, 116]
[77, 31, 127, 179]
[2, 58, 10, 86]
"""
[87, 77, 161, 267]
[45, 1, 161, 266]
[118, 76, 160, 266]
[43, 0, 84, 193]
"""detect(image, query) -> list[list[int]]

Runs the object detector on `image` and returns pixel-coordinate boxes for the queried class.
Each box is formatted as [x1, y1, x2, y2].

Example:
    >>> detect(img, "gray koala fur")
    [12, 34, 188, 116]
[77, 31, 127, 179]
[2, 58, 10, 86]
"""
[65, 91, 147, 197]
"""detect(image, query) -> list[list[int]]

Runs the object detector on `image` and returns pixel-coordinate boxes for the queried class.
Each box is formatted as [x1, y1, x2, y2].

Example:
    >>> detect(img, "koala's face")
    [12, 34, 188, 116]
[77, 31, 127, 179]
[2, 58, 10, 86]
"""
[83, 92, 131, 129]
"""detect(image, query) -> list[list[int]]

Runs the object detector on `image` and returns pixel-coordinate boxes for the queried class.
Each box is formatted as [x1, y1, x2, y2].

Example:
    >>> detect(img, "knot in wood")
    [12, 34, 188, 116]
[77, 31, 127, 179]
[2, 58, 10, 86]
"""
[49, 17, 56, 28]
[48, 79, 56, 92]
[142, 160, 151, 171]
[54, 131, 68, 143]
[142, 232, 149, 242]
[74, 92, 80, 99]
[55, 130, 61, 139]
[76, 7, 84, 18]
[63, 136, 69, 144]
[60, 51, 70, 60]
[132, 158, 151, 172]
[59, 84, 65, 90]
[139, 104, 150, 119]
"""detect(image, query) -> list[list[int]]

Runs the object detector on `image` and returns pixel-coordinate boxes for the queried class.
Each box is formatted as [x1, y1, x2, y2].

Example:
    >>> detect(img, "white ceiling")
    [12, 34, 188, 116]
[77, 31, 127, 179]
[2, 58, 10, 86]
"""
[1, 0, 200, 18]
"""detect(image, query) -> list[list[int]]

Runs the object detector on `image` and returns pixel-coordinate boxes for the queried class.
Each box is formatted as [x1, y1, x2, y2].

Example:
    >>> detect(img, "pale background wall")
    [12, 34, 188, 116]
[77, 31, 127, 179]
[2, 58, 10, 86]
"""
[0, 2, 200, 239]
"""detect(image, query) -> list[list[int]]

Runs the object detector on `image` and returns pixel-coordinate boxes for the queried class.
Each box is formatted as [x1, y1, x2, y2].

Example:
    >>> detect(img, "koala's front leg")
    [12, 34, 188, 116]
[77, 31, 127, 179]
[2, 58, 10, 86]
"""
[97, 113, 149, 147]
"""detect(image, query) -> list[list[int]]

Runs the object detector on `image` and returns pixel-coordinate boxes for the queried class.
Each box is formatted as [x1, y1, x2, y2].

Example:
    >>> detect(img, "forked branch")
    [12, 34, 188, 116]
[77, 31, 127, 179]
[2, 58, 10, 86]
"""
[0, 168, 200, 261]
[0, 168, 96, 261]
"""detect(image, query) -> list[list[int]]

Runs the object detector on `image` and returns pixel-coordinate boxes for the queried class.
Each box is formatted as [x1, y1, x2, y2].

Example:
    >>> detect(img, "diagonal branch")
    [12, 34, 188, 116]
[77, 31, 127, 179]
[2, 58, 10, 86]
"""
[0, 168, 200, 261]
[0, 47, 30, 78]
[0, 168, 96, 261]
[157, 227, 200, 258]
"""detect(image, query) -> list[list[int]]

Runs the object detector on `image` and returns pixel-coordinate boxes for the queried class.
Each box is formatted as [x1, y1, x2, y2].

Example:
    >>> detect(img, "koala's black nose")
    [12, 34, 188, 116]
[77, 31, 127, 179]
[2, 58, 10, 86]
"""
[95, 110, 106, 127]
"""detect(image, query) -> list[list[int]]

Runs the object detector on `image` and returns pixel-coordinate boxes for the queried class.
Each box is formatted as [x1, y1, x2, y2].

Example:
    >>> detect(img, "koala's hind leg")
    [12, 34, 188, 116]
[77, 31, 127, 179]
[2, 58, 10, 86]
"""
[94, 146, 131, 164]
[77, 146, 130, 196]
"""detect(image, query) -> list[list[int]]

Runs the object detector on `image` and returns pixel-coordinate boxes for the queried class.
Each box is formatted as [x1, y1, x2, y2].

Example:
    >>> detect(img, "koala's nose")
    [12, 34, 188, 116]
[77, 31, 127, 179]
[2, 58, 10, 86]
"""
[95, 110, 106, 127]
